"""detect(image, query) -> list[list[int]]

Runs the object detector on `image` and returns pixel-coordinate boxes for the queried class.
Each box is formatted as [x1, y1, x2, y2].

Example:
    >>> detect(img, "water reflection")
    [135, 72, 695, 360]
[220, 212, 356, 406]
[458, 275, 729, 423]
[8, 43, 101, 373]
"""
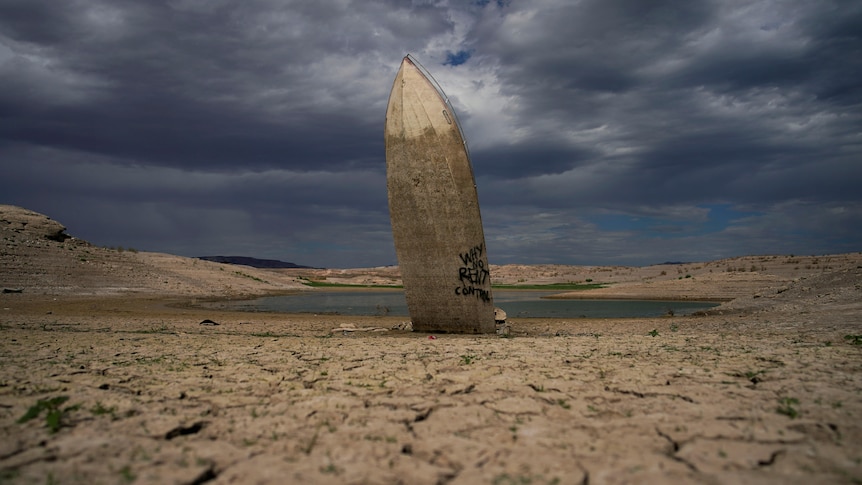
[212, 290, 718, 319]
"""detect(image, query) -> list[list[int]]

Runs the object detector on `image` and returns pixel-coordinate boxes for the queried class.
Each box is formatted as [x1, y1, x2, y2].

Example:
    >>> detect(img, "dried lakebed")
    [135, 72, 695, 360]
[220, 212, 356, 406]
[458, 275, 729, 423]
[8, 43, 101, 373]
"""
[1, 279, 860, 484]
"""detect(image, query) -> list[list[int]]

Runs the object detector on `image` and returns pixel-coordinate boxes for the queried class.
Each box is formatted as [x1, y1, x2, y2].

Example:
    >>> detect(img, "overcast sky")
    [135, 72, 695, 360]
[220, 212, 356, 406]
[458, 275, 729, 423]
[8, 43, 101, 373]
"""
[1, 0, 860, 267]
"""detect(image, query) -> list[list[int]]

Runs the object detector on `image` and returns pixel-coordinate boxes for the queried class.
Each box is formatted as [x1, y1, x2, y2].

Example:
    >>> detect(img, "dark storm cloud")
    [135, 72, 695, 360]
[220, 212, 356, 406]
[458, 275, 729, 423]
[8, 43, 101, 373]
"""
[473, 141, 595, 178]
[1, 0, 860, 266]
[0, 0, 453, 171]
[469, 2, 860, 201]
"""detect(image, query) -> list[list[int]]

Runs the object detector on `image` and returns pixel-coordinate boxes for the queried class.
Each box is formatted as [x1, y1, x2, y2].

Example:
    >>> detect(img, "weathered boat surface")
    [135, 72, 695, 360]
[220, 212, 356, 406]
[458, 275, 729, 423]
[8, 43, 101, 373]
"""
[384, 54, 495, 334]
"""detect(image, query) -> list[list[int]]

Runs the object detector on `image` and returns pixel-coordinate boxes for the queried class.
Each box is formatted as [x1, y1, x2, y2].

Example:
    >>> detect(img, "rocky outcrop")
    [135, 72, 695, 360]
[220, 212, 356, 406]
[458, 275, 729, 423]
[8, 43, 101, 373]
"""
[0, 205, 71, 241]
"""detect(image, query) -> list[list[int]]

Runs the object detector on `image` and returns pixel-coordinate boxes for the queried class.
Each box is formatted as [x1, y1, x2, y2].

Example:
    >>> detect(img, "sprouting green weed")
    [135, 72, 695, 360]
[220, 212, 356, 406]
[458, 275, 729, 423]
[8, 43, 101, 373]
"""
[557, 399, 571, 409]
[18, 396, 80, 433]
[648, 329, 659, 337]
[670, 323, 679, 332]
[777, 397, 800, 419]
[744, 370, 765, 380]
[460, 354, 477, 365]
[0, 469, 20, 483]
[90, 402, 117, 419]
[119, 465, 135, 483]
[843, 334, 862, 345]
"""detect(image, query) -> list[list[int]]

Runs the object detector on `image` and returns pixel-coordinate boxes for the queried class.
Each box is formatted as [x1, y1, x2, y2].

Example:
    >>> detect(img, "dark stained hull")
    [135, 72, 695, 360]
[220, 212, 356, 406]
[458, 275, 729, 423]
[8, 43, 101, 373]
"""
[384, 55, 495, 334]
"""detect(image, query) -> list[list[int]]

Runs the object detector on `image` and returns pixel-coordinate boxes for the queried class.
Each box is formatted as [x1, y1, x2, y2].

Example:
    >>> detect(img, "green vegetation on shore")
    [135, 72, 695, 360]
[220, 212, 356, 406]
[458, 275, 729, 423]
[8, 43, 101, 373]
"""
[296, 277, 401, 288]
[302, 280, 404, 288]
[298, 277, 605, 291]
[492, 282, 606, 291]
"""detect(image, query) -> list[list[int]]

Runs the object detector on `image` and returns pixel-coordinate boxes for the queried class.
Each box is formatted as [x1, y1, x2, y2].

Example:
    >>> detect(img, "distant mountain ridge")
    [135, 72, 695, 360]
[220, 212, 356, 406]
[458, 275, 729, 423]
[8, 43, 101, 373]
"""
[197, 256, 314, 269]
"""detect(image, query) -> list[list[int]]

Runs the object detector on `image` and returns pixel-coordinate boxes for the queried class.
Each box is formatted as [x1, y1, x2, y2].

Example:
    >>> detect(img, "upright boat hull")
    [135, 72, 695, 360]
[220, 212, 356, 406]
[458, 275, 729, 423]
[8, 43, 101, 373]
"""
[385, 55, 495, 334]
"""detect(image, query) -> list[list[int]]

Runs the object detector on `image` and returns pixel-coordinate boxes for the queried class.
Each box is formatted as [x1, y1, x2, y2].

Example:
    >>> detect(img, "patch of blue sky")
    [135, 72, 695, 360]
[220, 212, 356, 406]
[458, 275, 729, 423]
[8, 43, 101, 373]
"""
[589, 213, 652, 232]
[701, 203, 761, 230]
[589, 204, 761, 238]
[444, 50, 471, 66]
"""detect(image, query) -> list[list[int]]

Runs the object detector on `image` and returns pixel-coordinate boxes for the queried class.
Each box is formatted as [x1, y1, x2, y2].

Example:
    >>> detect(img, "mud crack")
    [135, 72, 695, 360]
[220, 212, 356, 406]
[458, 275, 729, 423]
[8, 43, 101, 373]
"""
[164, 421, 208, 440]
[605, 386, 696, 403]
[185, 464, 217, 485]
[757, 449, 784, 467]
[655, 428, 698, 473]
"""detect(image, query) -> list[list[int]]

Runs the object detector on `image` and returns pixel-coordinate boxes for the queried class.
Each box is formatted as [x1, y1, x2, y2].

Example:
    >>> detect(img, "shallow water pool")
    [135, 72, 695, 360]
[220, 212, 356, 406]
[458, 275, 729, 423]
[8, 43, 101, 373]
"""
[210, 290, 718, 319]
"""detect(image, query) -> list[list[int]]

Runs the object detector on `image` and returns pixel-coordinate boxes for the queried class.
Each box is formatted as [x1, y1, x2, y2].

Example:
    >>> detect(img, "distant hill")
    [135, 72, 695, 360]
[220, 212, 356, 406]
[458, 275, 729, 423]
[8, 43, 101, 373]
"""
[197, 256, 314, 269]
[0, 205, 307, 296]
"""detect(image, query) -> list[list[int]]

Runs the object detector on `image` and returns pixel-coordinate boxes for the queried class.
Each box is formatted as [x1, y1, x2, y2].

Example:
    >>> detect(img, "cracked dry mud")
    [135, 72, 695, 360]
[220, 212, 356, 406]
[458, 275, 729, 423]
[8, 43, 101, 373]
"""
[2, 282, 861, 485]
